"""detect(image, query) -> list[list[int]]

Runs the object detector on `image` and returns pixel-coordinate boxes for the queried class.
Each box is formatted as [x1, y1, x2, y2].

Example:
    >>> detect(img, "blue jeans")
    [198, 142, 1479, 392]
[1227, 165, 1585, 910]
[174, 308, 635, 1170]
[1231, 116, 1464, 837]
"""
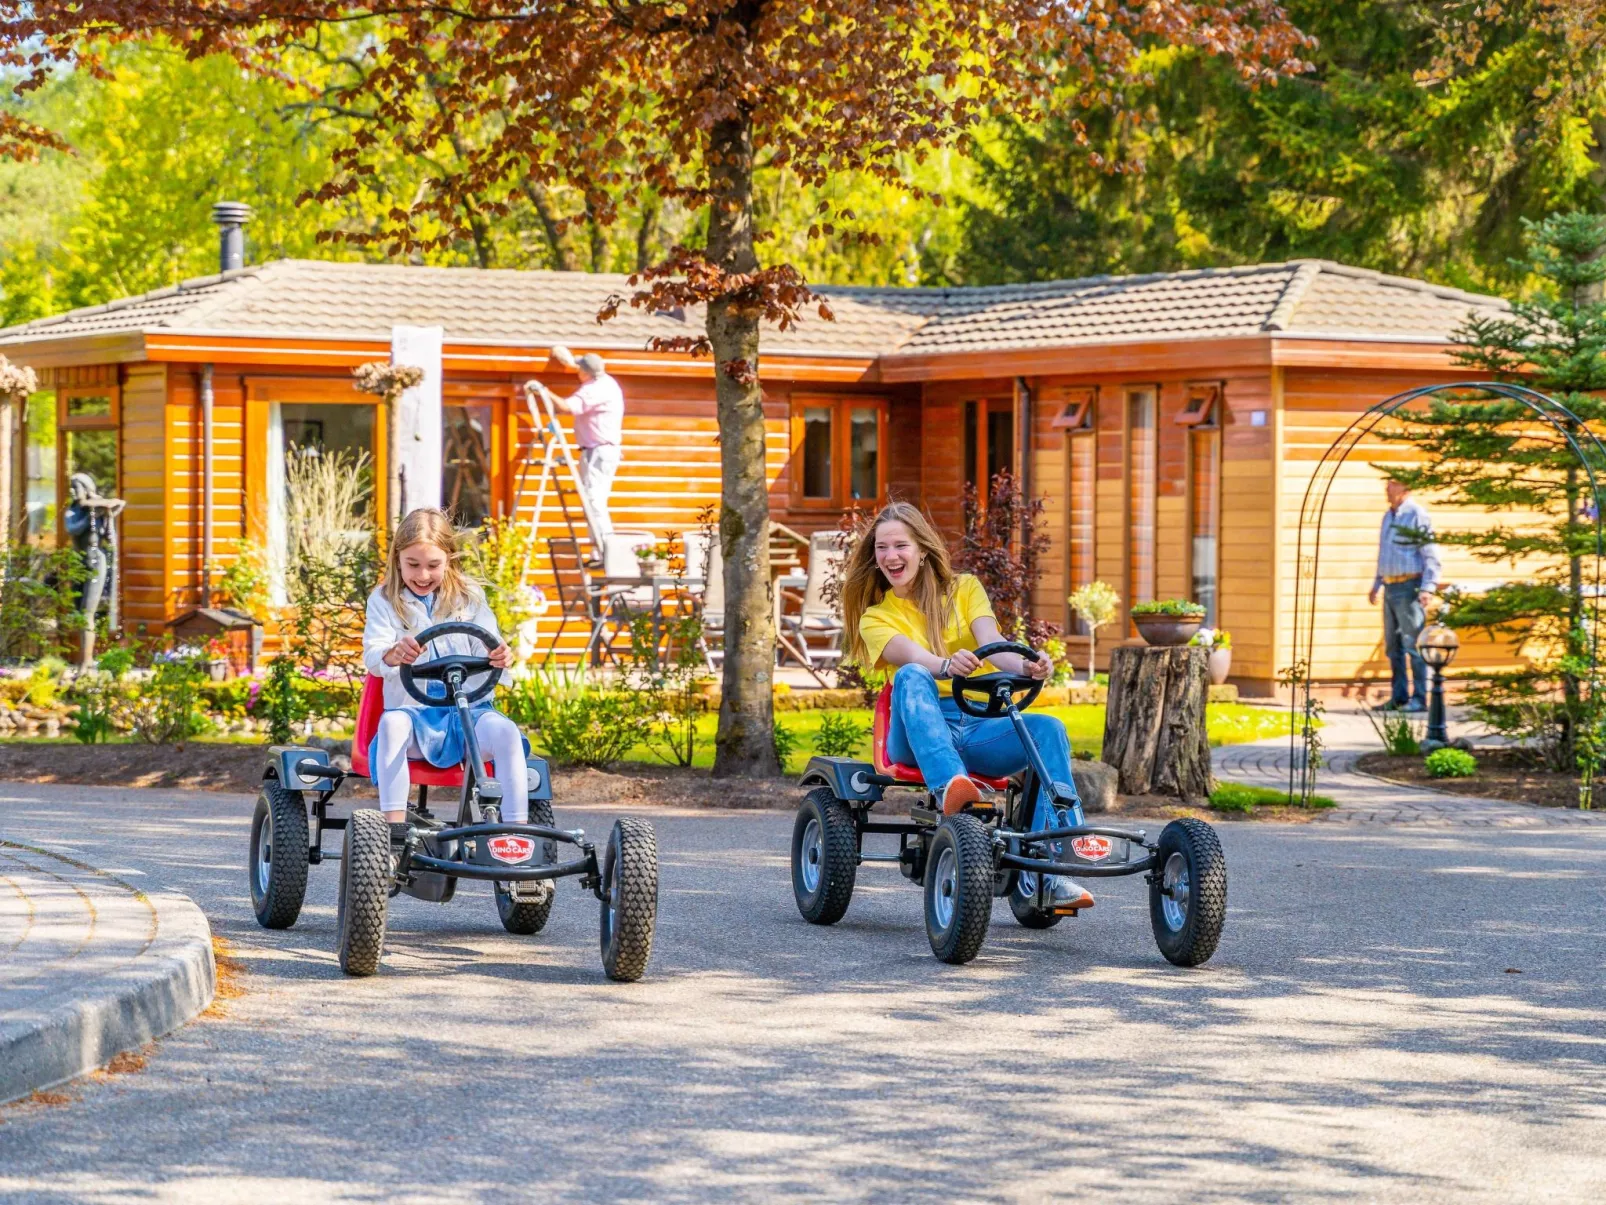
[886, 664, 1084, 833]
[1382, 578, 1427, 706]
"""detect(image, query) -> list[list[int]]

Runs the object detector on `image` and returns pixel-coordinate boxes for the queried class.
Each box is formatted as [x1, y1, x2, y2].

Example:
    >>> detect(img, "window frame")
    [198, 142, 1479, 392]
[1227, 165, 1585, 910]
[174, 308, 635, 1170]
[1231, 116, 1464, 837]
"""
[1056, 387, 1098, 634]
[55, 381, 122, 546]
[441, 389, 512, 527]
[1123, 384, 1160, 631]
[1184, 383, 1224, 625]
[789, 394, 888, 510]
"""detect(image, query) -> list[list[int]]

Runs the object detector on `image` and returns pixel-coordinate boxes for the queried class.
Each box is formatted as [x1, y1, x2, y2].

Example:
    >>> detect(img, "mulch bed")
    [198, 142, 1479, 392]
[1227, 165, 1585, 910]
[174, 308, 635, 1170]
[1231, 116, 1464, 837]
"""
[1355, 748, 1587, 808]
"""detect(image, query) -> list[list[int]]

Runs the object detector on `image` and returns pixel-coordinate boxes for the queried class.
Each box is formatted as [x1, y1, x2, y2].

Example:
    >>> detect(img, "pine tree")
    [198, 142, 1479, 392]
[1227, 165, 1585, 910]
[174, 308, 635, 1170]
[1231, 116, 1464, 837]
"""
[1382, 213, 1606, 780]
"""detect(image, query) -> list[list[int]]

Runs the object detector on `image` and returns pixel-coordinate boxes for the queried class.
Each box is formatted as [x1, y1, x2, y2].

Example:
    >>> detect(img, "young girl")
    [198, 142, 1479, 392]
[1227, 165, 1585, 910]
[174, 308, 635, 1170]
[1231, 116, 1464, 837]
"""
[841, 501, 1093, 912]
[362, 508, 528, 825]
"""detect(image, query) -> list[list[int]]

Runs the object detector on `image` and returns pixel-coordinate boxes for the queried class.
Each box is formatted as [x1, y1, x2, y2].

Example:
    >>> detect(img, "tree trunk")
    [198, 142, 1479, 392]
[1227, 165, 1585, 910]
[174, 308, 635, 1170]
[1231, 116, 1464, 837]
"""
[706, 114, 778, 777]
[1102, 645, 1212, 802]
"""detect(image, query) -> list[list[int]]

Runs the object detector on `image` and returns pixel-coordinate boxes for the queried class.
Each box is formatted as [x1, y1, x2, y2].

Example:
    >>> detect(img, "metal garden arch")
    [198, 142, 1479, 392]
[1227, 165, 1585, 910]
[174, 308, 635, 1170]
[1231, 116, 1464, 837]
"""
[1288, 381, 1606, 804]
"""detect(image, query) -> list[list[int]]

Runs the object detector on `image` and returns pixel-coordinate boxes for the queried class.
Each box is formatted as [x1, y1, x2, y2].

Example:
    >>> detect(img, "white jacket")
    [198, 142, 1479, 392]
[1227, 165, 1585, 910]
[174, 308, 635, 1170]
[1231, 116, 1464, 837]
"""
[361, 586, 511, 711]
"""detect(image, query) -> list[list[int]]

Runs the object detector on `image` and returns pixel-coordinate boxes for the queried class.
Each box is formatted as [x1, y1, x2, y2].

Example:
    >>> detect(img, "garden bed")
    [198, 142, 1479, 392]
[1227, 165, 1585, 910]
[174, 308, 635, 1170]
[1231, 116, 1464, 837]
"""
[1355, 748, 1586, 808]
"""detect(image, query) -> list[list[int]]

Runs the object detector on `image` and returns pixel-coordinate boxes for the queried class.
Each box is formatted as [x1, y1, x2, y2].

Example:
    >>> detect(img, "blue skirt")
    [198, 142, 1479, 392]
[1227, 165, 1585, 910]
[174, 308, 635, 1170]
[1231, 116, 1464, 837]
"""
[367, 703, 529, 784]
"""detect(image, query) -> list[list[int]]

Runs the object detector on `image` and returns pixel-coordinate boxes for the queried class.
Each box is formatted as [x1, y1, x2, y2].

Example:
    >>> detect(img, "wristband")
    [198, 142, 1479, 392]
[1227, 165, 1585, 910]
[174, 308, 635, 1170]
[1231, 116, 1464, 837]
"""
[939, 658, 951, 679]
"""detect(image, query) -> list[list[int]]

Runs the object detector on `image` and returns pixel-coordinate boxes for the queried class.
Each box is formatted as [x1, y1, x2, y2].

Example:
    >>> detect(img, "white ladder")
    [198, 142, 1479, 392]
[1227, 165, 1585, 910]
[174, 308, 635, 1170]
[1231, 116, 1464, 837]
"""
[518, 381, 605, 571]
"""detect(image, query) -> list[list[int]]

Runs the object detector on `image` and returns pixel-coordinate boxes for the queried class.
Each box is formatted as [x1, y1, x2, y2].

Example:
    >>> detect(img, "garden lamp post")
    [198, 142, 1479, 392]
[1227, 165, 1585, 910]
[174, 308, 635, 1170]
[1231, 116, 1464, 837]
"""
[1417, 623, 1460, 750]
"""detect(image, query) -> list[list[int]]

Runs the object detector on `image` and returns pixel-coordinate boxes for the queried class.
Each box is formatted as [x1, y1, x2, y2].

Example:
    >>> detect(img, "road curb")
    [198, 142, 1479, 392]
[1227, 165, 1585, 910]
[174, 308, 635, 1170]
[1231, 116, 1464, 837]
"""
[0, 845, 216, 1105]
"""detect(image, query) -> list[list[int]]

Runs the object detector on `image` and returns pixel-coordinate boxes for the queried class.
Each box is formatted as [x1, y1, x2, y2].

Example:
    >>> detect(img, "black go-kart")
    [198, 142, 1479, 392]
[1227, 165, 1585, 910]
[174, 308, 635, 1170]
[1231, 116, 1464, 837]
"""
[791, 641, 1226, 966]
[246, 621, 659, 981]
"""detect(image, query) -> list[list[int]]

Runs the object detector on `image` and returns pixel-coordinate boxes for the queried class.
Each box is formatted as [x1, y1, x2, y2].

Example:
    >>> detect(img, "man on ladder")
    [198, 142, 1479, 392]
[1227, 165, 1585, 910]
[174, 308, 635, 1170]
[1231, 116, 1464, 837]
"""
[529, 351, 625, 542]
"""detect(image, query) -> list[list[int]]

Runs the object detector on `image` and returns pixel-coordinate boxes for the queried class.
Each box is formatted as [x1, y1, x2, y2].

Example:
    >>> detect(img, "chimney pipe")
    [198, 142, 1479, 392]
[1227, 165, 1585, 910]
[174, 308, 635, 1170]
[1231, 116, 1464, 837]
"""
[211, 202, 252, 273]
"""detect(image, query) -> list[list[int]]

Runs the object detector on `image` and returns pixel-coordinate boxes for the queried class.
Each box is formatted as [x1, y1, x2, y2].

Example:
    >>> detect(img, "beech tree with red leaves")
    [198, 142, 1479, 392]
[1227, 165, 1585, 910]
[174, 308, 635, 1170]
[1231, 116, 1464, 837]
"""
[2, 2, 1309, 776]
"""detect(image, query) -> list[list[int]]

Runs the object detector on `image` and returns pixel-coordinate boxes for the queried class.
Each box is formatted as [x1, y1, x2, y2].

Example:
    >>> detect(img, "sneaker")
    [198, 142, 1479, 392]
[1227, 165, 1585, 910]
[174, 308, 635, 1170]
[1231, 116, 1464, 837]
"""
[1401, 700, 1427, 713]
[1049, 877, 1095, 913]
[1373, 700, 1404, 712]
[941, 776, 984, 815]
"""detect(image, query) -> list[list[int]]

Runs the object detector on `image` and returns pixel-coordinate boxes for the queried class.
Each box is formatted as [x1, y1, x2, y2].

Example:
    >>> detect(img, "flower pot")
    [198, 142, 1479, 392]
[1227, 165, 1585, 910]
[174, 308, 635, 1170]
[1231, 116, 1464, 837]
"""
[1208, 646, 1232, 685]
[639, 559, 670, 579]
[208, 658, 229, 682]
[1132, 614, 1203, 648]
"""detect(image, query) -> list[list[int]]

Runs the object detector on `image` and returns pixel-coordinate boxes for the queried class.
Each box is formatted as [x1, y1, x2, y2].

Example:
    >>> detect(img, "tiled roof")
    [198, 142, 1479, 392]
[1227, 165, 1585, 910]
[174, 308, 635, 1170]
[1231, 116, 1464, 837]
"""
[0, 257, 1506, 357]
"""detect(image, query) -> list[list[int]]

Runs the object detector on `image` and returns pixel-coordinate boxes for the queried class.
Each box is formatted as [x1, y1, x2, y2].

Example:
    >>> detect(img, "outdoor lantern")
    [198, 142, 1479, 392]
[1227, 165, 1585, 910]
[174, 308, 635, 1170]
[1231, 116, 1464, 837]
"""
[1417, 623, 1461, 748]
[1417, 623, 1460, 670]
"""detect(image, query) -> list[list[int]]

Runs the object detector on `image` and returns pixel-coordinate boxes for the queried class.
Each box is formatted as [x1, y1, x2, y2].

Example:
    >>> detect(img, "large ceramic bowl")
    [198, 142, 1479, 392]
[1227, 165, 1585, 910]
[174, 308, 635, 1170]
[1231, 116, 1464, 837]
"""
[1132, 614, 1204, 647]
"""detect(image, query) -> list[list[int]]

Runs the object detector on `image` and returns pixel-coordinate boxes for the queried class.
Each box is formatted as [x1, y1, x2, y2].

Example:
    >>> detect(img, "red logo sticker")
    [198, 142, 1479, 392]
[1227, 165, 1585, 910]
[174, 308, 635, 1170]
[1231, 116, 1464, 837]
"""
[487, 835, 536, 864]
[1070, 835, 1112, 862]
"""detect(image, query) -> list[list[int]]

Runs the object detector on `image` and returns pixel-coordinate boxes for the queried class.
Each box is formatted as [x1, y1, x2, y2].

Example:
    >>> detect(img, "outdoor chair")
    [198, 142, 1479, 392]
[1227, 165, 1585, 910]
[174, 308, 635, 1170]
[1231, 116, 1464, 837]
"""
[779, 530, 845, 684]
[692, 533, 725, 674]
[542, 536, 619, 668]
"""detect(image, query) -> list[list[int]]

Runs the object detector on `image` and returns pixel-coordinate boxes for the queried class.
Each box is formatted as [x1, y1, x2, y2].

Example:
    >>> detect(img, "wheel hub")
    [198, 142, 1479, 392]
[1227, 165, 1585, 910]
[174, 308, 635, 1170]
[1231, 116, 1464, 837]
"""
[256, 816, 272, 894]
[800, 818, 823, 894]
[931, 845, 958, 930]
[1161, 851, 1191, 932]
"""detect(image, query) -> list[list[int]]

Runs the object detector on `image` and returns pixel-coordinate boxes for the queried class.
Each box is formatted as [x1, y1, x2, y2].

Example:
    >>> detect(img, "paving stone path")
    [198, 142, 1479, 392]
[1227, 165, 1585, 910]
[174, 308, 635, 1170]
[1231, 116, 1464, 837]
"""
[1213, 707, 1606, 827]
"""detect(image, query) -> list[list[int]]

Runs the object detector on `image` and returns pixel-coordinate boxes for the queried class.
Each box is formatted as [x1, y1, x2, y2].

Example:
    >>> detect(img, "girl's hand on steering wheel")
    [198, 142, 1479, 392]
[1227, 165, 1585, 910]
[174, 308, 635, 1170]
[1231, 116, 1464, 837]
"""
[488, 642, 513, 669]
[946, 648, 982, 678]
[384, 635, 423, 667]
[1023, 652, 1051, 681]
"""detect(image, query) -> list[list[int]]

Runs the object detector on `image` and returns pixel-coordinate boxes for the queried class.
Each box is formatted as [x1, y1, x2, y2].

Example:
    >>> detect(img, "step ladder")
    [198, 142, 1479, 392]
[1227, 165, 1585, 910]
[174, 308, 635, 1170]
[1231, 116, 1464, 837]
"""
[517, 380, 605, 570]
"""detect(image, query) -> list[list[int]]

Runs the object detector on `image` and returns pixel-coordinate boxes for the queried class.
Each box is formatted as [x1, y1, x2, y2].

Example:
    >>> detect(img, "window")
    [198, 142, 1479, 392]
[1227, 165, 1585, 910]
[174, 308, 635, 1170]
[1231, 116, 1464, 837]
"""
[963, 398, 1015, 495]
[23, 389, 56, 544]
[1185, 383, 1223, 624]
[1058, 389, 1097, 633]
[443, 403, 496, 528]
[790, 396, 887, 508]
[1126, 387, 1158, 615]
[56, 380, 121, 547]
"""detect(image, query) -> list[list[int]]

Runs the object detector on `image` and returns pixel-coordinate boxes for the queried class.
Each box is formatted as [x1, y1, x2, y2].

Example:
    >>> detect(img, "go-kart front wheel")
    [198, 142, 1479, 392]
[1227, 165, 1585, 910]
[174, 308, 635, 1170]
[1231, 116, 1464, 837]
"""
[249, 780, 309, 930]
[337, 809, 392, 977]
[792, 788, 858, 925]
[1148, 818, 1227, 967]
[599, 817, 657, 982]
[496, 800, 557, 936]
[924, 815, 994, 964]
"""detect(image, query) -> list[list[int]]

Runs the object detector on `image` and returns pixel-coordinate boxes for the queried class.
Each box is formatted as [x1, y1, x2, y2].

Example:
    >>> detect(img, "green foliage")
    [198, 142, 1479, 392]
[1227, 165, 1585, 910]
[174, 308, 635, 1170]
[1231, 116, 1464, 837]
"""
[1210, 782, 1336, 812]
[1364, 708, 1423, 757]
[539, 691, 648, 769]
[499, 663, 591, 736]
[212, 540, 270, 616]
[1381, 213, 1606, 776]
[0, 545, 87, 659]
[124, 656, 210, 747]
[1425, 747, 1478, 778]
[1039, 636, 1076, 687]
[259, 657, 311, 746]
[22, 657, 67, 708]
[625, 607, 708, 768]
[814, 711, 869, 759]
[95, 646, 135, 679]
[772, 720, 801, 775]
[1130, 600, 1206, 617]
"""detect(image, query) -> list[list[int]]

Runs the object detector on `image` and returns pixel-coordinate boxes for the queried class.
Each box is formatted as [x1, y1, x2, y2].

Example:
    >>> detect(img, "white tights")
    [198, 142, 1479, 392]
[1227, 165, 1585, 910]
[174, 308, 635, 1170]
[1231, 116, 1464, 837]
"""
[374, 710, 529, 823]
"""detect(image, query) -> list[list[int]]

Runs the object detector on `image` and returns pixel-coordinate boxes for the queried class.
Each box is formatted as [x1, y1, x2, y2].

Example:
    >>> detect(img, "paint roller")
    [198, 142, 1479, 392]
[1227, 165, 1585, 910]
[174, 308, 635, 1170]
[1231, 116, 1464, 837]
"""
[523, 344, 578, 400]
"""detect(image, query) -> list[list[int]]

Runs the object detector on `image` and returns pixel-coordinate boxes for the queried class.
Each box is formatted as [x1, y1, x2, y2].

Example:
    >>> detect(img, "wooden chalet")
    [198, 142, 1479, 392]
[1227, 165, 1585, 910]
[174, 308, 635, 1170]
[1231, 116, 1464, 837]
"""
[0, 254, 1511, 694]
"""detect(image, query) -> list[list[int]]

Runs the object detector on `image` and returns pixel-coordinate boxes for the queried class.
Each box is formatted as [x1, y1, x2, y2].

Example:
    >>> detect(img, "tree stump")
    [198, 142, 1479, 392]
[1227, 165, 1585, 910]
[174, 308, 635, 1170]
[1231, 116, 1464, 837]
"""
[1102, 645, 1213, 802]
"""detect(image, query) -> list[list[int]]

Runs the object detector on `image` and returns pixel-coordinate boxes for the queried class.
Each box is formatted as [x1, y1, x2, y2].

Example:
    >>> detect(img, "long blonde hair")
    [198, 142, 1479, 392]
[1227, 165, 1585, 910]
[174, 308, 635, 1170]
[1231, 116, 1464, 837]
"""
[381, 508, 477, 629]
[841, 501, 957, 665]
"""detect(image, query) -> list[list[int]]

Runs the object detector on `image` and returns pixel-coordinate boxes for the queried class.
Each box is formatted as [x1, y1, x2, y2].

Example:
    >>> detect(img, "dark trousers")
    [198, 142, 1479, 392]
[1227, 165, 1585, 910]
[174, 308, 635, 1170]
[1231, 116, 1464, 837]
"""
[1382, 577, 1427, 706]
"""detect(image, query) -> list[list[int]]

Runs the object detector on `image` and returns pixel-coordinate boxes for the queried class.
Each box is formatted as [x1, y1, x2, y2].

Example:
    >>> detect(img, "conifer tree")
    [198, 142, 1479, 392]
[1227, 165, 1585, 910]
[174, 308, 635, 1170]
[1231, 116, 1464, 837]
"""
[1382, 213, 1606, 780]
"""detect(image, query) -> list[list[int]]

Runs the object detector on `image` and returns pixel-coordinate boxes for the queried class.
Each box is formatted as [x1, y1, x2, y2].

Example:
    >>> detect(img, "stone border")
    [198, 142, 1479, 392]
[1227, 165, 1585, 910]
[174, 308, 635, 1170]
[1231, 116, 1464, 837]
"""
[0, 847, 216, 1105]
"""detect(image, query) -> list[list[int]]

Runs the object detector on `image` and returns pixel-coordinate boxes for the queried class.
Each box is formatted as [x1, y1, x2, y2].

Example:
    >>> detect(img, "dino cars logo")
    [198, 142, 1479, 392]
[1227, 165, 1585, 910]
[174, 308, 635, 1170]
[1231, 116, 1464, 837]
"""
[1070, 835, 1113, 862]
[487, 835, 536, 865]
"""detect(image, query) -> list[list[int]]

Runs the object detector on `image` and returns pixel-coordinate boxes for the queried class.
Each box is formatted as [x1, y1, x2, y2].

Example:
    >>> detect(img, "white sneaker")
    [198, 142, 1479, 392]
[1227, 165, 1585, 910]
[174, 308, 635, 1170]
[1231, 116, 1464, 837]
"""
[1050, 877, 1095, 912]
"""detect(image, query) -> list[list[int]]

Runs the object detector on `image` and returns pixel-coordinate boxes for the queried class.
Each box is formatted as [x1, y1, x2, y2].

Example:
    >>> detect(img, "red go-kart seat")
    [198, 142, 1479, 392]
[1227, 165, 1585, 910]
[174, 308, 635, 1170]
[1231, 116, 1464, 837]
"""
[871, 682, 1009, 791]
[349, 674, 492, 787]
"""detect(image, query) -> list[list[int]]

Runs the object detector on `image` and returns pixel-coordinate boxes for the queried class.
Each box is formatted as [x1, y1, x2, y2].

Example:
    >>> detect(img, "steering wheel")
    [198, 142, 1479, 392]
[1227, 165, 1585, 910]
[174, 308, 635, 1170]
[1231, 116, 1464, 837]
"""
[950, 641, 1047, 718]
[398, 621, 502, 708]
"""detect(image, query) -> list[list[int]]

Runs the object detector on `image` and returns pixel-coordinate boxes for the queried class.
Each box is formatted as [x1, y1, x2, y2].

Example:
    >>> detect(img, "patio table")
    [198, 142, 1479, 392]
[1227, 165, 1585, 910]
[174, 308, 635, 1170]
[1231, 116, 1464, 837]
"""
[599, 574, 705, 669]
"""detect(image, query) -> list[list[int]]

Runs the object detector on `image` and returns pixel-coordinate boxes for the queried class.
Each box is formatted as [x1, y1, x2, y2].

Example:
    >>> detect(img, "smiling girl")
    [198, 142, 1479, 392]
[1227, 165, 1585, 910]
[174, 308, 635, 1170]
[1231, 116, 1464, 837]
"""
[840, 501, 1093, 912]
[362, 508, 527, 828]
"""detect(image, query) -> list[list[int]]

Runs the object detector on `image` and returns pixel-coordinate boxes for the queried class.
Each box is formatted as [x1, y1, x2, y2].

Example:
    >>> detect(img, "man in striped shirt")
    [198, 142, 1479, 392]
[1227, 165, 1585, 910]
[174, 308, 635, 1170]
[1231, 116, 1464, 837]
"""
[1369, 481, 1442, 712]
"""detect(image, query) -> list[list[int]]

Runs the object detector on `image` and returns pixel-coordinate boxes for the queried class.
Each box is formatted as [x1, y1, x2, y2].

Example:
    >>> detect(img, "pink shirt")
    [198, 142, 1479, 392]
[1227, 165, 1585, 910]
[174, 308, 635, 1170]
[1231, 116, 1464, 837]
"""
[555, 373, 625, 447]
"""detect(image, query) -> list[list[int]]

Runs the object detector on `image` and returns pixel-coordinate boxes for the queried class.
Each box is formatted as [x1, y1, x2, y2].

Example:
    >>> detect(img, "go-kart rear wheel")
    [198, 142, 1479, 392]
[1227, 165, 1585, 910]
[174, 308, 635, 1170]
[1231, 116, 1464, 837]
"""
[496, 800, 556, 935]
[1148, 818, 1227, 967]
[924, 814, 994, 964]
[599, 817, 657, 982]
[1008, 872, 1063, 930]
[337, 809, 392, 977]
[792, 788, 858, 925]
[249, 780, 309, 930]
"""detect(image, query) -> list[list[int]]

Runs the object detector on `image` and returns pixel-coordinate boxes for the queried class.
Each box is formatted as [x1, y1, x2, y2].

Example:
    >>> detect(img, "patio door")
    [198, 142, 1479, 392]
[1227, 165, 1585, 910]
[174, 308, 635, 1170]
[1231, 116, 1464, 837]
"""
[963, 398, 1014, 496]
[441, 392, 510, 529]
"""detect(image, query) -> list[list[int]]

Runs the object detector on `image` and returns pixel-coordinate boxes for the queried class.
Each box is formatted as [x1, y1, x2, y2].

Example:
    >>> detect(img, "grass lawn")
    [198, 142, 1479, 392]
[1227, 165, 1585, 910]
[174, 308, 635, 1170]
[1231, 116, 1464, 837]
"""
[610, 702, 1304, 775]
[1209, 782, 1336, 811]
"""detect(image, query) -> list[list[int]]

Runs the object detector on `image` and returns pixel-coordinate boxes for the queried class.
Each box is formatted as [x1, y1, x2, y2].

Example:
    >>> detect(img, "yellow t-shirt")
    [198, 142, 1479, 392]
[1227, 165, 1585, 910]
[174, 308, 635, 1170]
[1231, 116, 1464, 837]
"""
[859, 573, 996, 668]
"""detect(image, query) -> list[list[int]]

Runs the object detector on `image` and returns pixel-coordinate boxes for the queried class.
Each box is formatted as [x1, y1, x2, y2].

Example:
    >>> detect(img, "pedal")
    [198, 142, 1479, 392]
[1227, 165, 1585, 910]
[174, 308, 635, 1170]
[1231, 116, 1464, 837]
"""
[506, 879, 553, 904]
[1050, 905, 1081, 917]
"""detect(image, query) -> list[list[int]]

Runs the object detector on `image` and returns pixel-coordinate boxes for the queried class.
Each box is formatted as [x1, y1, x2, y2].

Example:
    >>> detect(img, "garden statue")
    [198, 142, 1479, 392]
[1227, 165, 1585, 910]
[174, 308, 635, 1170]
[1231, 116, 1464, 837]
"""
[64, 471, 125, 668]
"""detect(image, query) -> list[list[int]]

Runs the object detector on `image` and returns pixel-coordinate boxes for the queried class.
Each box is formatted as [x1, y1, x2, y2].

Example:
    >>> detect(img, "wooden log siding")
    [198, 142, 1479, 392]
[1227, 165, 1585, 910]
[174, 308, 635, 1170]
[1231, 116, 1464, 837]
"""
[119, 363, 170, 633]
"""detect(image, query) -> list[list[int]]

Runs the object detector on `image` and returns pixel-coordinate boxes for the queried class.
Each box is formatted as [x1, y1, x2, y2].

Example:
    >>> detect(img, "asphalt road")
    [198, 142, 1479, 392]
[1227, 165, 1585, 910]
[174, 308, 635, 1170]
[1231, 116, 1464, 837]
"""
[0, 780, 1603, 1204]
